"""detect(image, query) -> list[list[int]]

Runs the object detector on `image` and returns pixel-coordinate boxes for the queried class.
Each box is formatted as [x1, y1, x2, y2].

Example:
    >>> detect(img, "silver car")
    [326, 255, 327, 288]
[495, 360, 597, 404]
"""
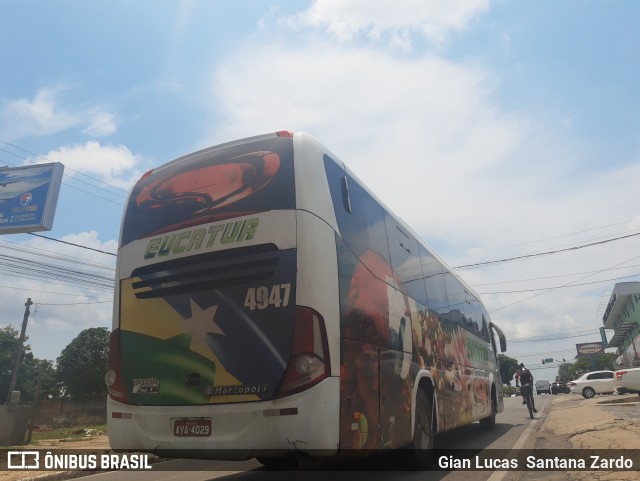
[569, 370, 616, 398]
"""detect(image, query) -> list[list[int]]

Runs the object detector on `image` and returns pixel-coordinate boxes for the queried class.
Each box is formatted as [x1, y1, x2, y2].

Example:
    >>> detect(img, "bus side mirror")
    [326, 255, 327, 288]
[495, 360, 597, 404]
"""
[489, 321, 507, 353]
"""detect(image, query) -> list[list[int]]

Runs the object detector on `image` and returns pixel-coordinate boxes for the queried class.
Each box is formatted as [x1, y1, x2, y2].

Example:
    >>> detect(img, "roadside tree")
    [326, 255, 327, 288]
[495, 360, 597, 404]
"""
[557, 362, 572, 384]
[498, 354, 520, 386]
[568, 353, 617, 379]
[0, 326, 23, 401]
[57, 327, 109, 398]
[19, 358, 59, 400]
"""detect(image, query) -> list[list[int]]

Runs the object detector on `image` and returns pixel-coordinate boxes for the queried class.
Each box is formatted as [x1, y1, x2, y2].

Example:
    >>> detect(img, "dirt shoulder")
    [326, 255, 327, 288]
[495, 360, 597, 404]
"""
[1, 434, 111, 481]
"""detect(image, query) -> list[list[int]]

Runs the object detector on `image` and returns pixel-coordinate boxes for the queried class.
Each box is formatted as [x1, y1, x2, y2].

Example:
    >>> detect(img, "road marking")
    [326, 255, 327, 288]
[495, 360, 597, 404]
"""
[485, 399, 547, 481]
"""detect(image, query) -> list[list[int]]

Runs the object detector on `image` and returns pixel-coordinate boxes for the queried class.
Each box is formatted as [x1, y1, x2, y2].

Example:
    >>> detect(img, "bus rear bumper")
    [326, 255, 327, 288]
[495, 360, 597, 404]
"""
[107, 376, 340, 460]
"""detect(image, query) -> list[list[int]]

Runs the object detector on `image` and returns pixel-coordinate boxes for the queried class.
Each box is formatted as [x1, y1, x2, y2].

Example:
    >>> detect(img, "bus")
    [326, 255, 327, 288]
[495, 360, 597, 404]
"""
[106, 131, 507, 469]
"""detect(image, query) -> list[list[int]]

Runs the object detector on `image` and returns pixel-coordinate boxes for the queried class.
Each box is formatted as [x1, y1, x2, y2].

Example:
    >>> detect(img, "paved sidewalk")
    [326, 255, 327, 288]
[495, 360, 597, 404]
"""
[542, 393, 640, 449]
[533, 393, 640, 481]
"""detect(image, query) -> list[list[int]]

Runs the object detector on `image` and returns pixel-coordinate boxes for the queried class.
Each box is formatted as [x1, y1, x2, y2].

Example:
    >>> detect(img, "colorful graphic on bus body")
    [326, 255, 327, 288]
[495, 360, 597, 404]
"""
[324, 154, 497, 450]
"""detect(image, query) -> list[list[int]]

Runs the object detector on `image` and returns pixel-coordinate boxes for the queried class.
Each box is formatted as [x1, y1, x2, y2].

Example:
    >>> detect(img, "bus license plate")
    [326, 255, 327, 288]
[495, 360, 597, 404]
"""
[173, 419, 212, 437]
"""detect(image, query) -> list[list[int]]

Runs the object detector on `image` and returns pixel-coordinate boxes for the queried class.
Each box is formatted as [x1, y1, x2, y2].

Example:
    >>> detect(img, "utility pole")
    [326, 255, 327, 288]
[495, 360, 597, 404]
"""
[5, 298, 33, 404]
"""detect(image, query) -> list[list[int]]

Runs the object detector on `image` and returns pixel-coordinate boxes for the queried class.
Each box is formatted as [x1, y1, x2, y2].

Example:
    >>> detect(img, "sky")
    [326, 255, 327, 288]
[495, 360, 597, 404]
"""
[0, 0, 638, 383]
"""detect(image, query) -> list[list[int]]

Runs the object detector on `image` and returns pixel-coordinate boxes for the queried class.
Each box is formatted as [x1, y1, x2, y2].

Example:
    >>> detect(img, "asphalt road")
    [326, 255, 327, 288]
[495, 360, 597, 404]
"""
[72, 395, 558, 481]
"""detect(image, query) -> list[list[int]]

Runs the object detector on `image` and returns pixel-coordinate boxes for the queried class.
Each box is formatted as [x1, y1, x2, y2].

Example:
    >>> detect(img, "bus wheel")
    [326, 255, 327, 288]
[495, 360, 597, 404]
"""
[406, 388, 434, 470]
[479, 391, 496, 430]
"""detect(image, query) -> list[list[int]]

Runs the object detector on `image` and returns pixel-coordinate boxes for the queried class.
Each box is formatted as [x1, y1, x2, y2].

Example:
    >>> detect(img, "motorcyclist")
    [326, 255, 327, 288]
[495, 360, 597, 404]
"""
[515, 363, 537, 413]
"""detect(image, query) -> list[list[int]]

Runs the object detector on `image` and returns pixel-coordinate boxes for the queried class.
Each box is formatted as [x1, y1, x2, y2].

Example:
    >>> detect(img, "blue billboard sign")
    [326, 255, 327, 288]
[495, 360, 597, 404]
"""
[0, 163, 65, 234]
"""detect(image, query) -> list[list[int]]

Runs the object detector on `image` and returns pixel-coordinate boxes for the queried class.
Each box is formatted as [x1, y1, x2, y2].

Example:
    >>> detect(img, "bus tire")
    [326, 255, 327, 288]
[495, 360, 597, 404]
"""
[479, 388, 496, 430]
[406, 388, 434, 470]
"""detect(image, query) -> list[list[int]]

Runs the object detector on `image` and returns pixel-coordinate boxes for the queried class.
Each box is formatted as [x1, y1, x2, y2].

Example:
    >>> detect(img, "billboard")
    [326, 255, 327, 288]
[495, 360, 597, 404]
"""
[0, 163, 64, 234]
[576, 342, 605, 357]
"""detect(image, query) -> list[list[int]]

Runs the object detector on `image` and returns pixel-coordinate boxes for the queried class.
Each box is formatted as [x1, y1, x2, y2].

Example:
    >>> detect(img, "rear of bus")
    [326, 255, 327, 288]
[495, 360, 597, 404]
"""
[106, 132, 340, 460]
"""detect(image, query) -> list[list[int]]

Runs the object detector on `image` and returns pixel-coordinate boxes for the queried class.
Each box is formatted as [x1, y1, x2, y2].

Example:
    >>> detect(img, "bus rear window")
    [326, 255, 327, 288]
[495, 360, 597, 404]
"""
[121, 137, 294, 245]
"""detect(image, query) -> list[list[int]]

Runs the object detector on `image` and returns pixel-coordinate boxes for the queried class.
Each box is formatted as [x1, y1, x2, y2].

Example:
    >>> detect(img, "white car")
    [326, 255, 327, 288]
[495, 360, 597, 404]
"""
[615, 367, 640, 396]
[569, 370, 616, 398]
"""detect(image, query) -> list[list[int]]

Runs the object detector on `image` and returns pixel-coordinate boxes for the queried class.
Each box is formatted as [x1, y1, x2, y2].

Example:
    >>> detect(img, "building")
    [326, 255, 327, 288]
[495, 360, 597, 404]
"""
[602, 282, 640, 368]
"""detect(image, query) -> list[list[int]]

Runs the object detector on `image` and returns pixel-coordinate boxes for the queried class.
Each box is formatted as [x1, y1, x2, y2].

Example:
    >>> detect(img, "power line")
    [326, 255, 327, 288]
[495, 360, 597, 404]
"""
[509, 330, 600, 343]
[0, 238, 115, 271]
[36, 300, 112, 306]
[0, 283, 112, 298]
[455, 231, 640, 269]
[516, 348, 577, 358]
[1, 264, 114, 291]
[488, 253, 640, 313]
[448, 217, 640, 261]
[0, 139, 129, 195]
[471, 264, 640, 287]
[28, 233, 116, 256]
[479, 272, 640, 295]
[1, 268, 114, 291]
[0, 145, 127, 206]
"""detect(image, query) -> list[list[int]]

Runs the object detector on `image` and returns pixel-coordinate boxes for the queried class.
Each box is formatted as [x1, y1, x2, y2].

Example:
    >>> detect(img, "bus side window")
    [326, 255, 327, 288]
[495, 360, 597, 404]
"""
[444, 273, 466, 312]
[324, 155, 353, 224]
[481, 306, 493, 345]
[456, 295, 480, 336]
[349, 179, 392, 268]
[386, 220, 427, 303]
[477, 303, 490, 342]
[420, 246, 449, 313]
[467, 299, 483, 338]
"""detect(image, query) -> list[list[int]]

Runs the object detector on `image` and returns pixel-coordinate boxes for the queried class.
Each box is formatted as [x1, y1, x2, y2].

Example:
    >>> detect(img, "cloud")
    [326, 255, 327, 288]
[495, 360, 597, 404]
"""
[1, 85, 77, 138]
[40, 141, 142, 189]
[209, 43, 528, 230]
[290, 0, 490, 45]
[83, 111, 117, 137]
[0, 85, 117, 140]
[206, 37, 640, 353]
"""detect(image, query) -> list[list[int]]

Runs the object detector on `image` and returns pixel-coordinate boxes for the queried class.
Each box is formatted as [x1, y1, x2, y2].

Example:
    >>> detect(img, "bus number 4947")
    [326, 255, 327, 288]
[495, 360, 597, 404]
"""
[244, 284, 291, 311]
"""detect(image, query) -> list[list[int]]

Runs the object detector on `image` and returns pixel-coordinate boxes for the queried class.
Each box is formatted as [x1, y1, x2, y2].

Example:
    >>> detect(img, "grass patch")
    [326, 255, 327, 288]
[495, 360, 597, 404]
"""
[30, 424, 107, 442]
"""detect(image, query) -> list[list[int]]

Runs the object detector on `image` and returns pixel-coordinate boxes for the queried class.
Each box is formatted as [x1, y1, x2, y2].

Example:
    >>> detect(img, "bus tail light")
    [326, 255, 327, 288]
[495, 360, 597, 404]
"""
[274, 307, 330, 398]
[616, 371, 626, 380]
[105, 329, 129, 404]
